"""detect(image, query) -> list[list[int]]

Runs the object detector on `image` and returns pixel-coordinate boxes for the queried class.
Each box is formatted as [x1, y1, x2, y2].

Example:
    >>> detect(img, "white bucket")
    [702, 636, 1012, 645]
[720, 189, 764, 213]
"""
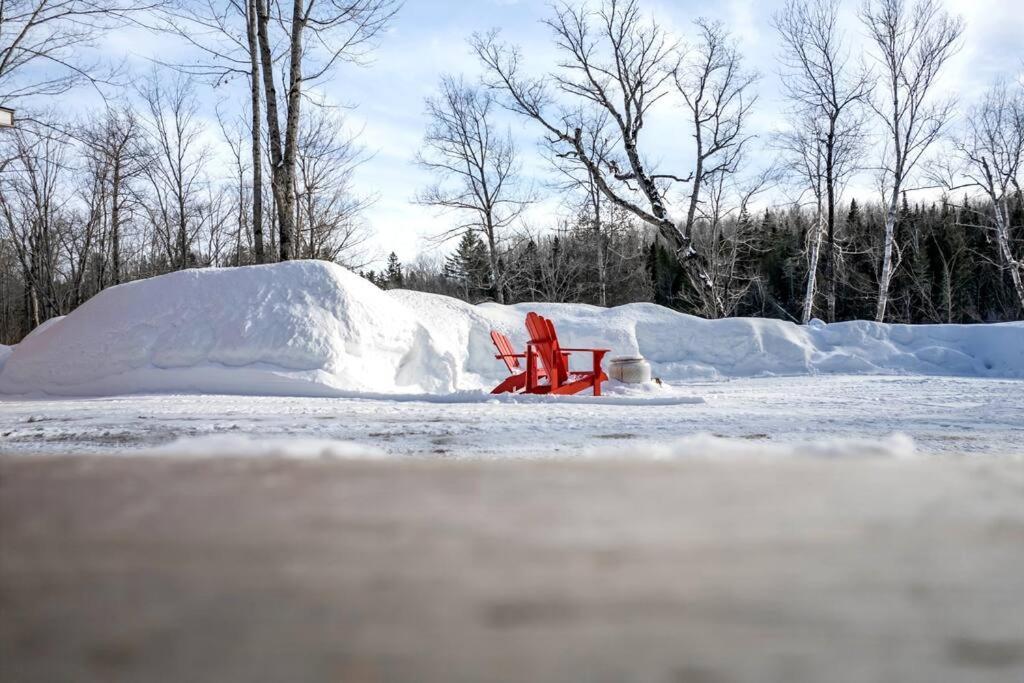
[608, 356, 652, 384]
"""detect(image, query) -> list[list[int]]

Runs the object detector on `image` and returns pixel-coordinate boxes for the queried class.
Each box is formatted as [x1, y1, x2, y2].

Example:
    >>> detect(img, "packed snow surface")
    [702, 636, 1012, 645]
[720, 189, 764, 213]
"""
[1, 260, 1022, 397]
[1, 376, 1021, 456]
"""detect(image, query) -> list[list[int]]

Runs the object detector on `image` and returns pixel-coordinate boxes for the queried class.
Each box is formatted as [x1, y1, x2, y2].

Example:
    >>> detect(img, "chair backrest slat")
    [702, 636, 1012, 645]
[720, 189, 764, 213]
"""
[543, 317, 569, 377]
[490, 330, 520, 372]
[525, 312, 567, 383]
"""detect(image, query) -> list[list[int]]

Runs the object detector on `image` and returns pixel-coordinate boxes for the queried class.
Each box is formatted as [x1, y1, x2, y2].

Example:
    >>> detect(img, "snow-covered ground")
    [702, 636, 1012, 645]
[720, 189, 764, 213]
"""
[2, 375, 1021, 456]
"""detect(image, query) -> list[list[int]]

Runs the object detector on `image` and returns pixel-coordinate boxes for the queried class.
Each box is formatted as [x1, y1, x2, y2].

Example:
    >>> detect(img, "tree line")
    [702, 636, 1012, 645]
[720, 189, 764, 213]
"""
[1, 0, 394, 342]
[1, 0, 1022, 345]
[371, 191, 1022, 325]
[406, 0, 1021, 324]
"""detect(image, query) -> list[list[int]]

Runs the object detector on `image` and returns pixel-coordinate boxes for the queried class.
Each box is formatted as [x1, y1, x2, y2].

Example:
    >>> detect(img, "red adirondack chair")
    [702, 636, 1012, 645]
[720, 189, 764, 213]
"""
[490, 312, 609, 396]
[489, 329, 548, 394]
[524, 312, 609, 396]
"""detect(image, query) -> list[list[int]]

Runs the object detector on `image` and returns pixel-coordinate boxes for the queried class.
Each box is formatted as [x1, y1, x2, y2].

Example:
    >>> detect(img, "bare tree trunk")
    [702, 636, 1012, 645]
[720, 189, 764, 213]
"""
[594, 192, 607, 307]
[110, 158, 122, 285]
[875, 188, 900, 322]
[684, 154, 703, 238]
[275, 0, 306, 261]
[253, 0, 294, 262]
[293, 188, 303, 259]
[802, 200, 824, 324]
[24, 280, 40, 330]
[483, 213, 504, 304]
[994, 197, 1024, 310]
[824, 120, 837, 322]
[246, 0, 265, 264]
[177, 173, 188, 269]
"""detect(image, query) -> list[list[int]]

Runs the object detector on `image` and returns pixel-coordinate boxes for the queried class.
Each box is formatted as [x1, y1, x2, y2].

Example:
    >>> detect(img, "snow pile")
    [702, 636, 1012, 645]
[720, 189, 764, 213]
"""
[1, 260, 1022, 397]
[0, 262, 458, 396]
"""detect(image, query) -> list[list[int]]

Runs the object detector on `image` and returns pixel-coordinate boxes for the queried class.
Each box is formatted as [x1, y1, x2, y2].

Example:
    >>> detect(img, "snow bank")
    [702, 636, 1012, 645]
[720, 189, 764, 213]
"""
[0, 262, 457, 396]
[1, 260, 1021, 397]
[471, 302, 1024, 382]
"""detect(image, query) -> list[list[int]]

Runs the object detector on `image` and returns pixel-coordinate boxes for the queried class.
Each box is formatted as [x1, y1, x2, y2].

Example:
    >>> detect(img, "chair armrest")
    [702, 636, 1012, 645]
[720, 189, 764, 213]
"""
[559, 348, 611, 353]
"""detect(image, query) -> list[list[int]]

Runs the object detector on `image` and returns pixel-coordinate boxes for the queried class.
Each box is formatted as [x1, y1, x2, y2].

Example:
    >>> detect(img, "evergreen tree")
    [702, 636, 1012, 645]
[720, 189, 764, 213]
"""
[444, 231, 492, 301]
[847, 199, 861, 228]
[384, 252, 404, 289]
[647, 241, 684, 307]
[360, 269, 387, 288]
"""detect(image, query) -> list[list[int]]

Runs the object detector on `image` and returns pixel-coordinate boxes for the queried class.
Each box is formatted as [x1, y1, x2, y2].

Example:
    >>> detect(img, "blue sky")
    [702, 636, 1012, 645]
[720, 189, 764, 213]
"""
[95, 0, 1024, 267]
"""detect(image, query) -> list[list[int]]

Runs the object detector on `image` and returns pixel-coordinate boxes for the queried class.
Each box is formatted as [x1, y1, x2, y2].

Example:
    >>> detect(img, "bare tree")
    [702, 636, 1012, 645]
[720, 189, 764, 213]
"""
[774, 0, 871, 321]
[294, 108, 372, 267]
[416, 76, 531, 304]
[860, 0, 964, 321]
[950, 81, 1024, 309]
[138, 73, 210, 270]
[158, 0, 268, 263]
[674, 19, 758, 239]
[253, 0, 400, 261]
[79, 105, 145, 285]
[217, 110, 257, 264]
[778, 118, 835, 325]
[523, 226, 588, 304]
[686, 167, 776, 318]
[543, 111, 618, 306]
[776, 118, 827, 322]
[471, 1, 727, 315]
[0, 120, 73, 327]
[0, 0, 158, 103]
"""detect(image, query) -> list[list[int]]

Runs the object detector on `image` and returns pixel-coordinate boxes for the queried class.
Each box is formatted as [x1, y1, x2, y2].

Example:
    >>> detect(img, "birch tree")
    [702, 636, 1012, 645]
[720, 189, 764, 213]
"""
[860, 0, 963, 322]
[159, 0, 268, 263]
[952, 81, 1024, 310]
[252, 0, 399, 261]
[776, 118, 827, 322]
[774, 0, 871, 321]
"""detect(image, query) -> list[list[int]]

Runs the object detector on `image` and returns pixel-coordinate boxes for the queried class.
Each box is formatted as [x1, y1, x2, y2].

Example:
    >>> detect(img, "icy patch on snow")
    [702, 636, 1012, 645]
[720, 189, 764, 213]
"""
[142, 434, 385, 459]
[586, 432, 919, 460]
[0, 260, 1021, 398]
[141, 431, 916, 461]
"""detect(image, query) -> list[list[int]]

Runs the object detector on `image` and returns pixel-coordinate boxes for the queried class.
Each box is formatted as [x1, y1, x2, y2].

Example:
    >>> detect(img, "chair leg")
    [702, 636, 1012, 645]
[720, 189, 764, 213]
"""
[526, 348, 536, 392]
